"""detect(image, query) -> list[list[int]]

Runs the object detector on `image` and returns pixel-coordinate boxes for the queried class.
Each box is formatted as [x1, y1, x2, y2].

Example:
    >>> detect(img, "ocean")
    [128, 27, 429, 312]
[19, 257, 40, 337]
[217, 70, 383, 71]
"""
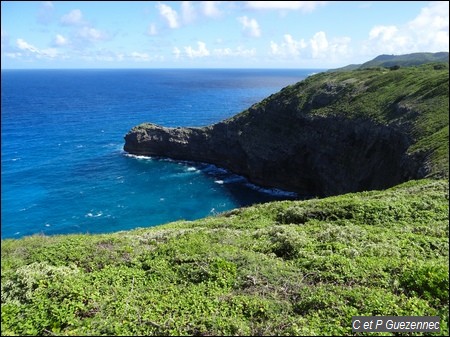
[1, 69, 319, 239]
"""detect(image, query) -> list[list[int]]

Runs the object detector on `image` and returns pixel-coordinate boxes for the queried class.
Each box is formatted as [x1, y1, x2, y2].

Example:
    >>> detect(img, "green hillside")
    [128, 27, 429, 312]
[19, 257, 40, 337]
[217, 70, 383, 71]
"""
[3, 58, 449, 336]
[1, 179, 448, 335]
[238, 62, 449, 180]
[328, 52, 449, 71]
[360, 52, 449, 68]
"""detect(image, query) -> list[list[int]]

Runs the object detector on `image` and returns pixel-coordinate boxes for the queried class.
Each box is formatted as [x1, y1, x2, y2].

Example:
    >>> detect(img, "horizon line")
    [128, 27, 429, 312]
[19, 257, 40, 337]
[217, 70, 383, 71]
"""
[1, 67, 329, 71]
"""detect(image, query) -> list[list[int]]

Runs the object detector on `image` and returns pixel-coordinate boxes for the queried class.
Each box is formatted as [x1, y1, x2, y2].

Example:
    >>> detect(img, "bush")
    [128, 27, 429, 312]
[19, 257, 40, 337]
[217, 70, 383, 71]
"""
[399, 261, 449, 304]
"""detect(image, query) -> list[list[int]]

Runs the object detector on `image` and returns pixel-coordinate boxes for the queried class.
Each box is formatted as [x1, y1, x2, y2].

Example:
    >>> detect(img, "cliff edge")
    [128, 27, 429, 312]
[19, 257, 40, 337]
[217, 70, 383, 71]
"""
[124, 62, 448, 197]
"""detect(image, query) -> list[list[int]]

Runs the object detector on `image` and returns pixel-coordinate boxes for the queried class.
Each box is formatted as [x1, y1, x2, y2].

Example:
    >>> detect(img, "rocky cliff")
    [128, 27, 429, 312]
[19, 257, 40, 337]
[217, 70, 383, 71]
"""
[124, 63, 449, 197]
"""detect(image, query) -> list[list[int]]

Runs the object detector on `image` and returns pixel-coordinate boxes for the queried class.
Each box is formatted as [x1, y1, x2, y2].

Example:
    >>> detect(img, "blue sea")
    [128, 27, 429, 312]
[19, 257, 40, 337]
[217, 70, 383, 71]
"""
[1, 69, 320, 239]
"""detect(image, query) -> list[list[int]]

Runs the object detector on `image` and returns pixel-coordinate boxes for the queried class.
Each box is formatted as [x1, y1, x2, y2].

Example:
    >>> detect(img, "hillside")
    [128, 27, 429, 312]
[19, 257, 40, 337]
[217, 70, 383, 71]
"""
[125, 62, 449, 197]
[328, 52, 449, 71]
[360, 52, 449, 68]
[2, 179, 448, 335]
[2, 57, 449, 336]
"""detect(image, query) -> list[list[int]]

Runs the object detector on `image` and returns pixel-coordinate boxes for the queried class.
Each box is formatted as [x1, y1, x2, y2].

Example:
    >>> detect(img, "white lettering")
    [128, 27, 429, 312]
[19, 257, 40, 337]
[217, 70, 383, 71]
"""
[376, 319, 384, 329]
[386, 320, 393, 329]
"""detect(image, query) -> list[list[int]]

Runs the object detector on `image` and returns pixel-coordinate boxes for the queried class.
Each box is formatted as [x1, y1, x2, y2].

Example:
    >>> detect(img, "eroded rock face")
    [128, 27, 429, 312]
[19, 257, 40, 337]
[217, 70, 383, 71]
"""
[125, 63, 450, 197]
[124, 106, 422, 197]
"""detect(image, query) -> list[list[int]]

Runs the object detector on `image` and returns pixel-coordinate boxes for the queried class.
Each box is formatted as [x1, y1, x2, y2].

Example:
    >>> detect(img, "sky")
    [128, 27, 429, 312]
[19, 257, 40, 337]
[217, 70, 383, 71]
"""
[1, 1, 448, 69]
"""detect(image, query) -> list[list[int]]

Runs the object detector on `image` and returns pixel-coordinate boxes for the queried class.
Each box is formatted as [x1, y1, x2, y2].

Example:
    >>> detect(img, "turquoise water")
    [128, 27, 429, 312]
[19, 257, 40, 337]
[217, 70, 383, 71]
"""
[1, 69, 319, 239]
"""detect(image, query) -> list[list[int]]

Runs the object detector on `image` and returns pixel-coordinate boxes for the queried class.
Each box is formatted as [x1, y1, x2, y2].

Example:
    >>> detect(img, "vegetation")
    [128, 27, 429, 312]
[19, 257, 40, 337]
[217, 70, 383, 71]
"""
[359, 52, 449, 69]
[2, 56, 449, 335]
[126, 60, 448, 198]
[249, 62, 449, 179]
[329, 52, 449, 71]
[2, 179, 448, 335]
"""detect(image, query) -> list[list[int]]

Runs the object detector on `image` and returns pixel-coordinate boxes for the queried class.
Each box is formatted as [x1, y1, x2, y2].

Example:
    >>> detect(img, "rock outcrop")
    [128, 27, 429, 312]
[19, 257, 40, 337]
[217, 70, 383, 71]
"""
[124, 63, 448, 197]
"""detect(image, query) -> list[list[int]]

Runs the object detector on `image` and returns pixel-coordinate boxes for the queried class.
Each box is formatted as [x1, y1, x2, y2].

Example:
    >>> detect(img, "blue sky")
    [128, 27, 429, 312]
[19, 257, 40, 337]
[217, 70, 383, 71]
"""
[1, 1, 448, 69]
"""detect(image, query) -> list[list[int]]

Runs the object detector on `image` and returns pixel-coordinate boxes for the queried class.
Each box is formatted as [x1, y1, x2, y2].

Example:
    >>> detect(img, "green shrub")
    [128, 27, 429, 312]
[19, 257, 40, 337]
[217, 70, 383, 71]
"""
[399, 261, 449, 304]
[1, 179, 448, 335]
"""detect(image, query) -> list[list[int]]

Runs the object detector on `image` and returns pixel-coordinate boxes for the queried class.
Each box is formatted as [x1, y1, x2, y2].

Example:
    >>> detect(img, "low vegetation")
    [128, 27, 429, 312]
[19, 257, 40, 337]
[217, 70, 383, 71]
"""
[249, 62, 449, 180]
[3, 56, 449, 335]
[359, 52, 449, 68]
[328, 52, 449, 71]
[2, 179, 448, 336]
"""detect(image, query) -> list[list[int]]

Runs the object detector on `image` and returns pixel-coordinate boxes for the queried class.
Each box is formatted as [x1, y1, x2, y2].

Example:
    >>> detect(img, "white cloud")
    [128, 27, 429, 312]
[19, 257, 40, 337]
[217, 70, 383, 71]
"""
[202, 1, 222, 17]
[213, 46, 256, 57]
[175, 42, 256, 59]
[130, 52, 151, 61]
[155, 2, 221, 31]
[96, 55, 115, 62]
[364, 1, 449, 55]
[246, 1, 328, 12]
[270, 32, 351, 60]
[328, 36, 352, 58]
[409, 1, 448, 31]
[369, 25, 398, 41]
[148, 23, 158, 36]
[58, 8, 109, 49]
[77, 27, 107, 42]
[157, 3, 179, 29]
[61, 9, 84, 26]
[54, 34, 69, 46]
[270, 41, 279, 55]
[181, 1, 196, 23]
[40, 48, 58, 58]
[16, 38, 58, 58]
[407, 1, 449, 51]
[173, 47, 181, 59]
[66, 49, 157, 63]
[184, 41, 210, 58]
[5, 52, 23, 59]
[270, 34, 306, 57]
[238, 16, 261, 38]
[310, 31, 328, 58]
[17, 38, 40, 53]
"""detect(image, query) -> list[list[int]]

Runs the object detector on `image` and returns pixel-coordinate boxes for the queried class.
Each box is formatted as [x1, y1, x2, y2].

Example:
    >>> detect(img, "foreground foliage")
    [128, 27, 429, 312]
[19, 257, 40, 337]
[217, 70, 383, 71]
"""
[2, 179, 448, 336]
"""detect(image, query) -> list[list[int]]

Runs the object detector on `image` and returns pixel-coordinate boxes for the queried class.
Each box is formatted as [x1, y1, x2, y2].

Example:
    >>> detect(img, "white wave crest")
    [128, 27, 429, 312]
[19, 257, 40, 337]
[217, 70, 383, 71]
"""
[245, 183, 298, 197]
[124, 153, 152, 160]
[85, 211, 103, 218]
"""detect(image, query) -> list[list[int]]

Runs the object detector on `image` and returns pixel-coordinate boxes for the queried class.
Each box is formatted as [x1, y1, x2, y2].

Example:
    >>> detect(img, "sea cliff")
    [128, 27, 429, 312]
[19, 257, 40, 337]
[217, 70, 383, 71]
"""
[125, 62, 449, 197]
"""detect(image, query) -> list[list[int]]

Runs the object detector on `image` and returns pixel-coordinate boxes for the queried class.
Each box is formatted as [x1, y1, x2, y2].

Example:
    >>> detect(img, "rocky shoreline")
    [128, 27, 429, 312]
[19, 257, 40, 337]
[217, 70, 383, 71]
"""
[124, 63, 447, 197]
[124, 118, 421, 198]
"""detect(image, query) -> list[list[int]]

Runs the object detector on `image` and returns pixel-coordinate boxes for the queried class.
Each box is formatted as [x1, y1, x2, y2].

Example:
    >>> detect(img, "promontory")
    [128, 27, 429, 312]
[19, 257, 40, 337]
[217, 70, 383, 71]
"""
[124, 60, 448, 197]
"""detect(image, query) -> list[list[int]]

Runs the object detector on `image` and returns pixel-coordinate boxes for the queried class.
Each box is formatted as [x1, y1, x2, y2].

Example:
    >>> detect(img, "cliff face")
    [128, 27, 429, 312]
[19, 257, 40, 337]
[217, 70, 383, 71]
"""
[124, 63, 448, 197]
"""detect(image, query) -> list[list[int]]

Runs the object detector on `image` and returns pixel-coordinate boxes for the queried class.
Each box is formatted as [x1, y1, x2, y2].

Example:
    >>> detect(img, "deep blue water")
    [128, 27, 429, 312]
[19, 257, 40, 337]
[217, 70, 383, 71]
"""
[1, 69, 321, 239]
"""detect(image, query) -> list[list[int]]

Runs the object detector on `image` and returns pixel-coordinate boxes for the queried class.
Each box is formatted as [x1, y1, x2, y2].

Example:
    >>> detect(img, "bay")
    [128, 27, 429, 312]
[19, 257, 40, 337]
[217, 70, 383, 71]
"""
[1, 68, 321, 239]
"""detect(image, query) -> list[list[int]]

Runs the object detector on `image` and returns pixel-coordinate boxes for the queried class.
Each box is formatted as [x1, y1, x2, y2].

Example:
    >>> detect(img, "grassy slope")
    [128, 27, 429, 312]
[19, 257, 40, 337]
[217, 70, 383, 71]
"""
[359, 52, 449, 68]
[2, 179, 448, 336]
[243, 63, 448, 179]
[328, 52, 449, 71]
